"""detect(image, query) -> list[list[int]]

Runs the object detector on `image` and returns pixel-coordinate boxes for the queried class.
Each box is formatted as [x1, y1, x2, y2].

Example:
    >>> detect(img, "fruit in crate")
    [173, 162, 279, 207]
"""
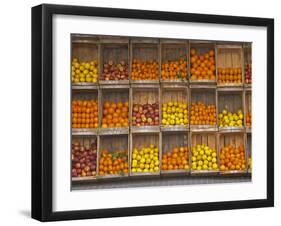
[131, 144, 160, 173]
[246, 112, 252, 127]
[218, 109, 244, 127]
[161, 58, 187, 80]
[248, 156, 252, 170]
[131, 59, 159, 80]
[101, 60, 128, 81]
[132, 103, 159, 126]
[245, 63, 252, 84]
[217, 67, 242, 84]
[98, 150, 128, 176]
[72, 57, 98, 83]
[219, 144, 246, 171]
[162, 146, 189, 171]
[102, 101, 129, 128]
[191, 144, 218, 171]
[72, 99, 98, 128]
[161, 102, 188, 126]
[190, 49, 216, 81]
[190, 102, 216, 125]
[72, 140, 97, 177]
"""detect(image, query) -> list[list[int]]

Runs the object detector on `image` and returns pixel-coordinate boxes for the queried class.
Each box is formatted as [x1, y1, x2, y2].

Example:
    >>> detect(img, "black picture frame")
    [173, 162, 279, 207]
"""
[32, 4, 274, 222]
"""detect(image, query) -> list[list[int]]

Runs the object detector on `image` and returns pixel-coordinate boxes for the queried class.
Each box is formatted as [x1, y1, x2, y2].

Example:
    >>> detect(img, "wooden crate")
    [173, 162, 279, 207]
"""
[160, 40, 188, 82]
[71, 35, 99, 86]
[130, 132, 161, 176]
[131, 86, 160, 131]
[190, 87, 217, 131]
[130, 39, 160, 83]
[71, 135, 98, 181]
[98, 134, 129, 178]
[217, 90, 245, 131]
[99, 88, 130, 134]
[161, 131, 189, 175]
[161, 85, 189, 131]
[100, 39, 129, 84]
[217, 44, 243, 86]
[190, 132, 218, 175]
[189, 41, 216, 83]
[71, 89, 99, 134]
[218, 132, 246, 174]
[246, 133, 252, 173]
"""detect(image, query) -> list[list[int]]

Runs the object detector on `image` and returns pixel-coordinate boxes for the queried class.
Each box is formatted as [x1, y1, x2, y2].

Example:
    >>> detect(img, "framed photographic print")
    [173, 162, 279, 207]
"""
[31, 4, 274, 222]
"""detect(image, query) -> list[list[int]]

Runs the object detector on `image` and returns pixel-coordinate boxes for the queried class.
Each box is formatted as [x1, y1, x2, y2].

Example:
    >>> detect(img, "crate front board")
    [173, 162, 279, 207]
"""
[72, 89, 99, 100]
[191, 132, 217, 150]
[218, 91, 243, 114]
[132, 87, 160, 105]
[98, 134, 129, 177]
[161, 42, 187, 61]
[162, 132, 188, 154]
[191, 88, 216, 105]
[161, 87, 189, 103]
[72, 42, 99, 62]
[190, 42, 216, 56]
[132, 43, 159, 62]
[217, 45, 243, 69]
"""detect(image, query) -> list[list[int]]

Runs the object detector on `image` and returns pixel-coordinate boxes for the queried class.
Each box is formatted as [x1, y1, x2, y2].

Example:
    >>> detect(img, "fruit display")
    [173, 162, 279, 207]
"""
[190, 48, 216, 81]
[101, 60, 129, 81]
[217, 67, 242, 84]
[72, 99, 98, 128]
[246, 112, 252, 127]
[190, 102, 216, 125]
[191, 144, 218, 171]
[218, 109, 244, 127]
[131, 59, 159, 80]
[219, 144, 246, 171]
[245, 63, 252, 84]
[98, 149, 129, 176]
[162, 146, 189, 171]
[72, 58, 98, 83]
[71, 36, 252, 186]
[161, 58, 187, 80]
[101, 101, 129, 128]
[72, 139, 97, 177]
[132, 103, 159, 126]
[131, 144, 160, 173]
[161, 102, 188, 126]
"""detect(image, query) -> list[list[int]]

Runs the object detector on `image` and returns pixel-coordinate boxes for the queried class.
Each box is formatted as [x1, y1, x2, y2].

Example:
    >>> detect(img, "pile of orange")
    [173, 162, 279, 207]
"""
[161, 58, 187, 80]
[161, 146, 189, 171]
[219, 144, 246, 171]
[72, 99, 98, 128]
[131, 58, 159, 80]
[217, 67, 242, 84]
[190, 102, 216, 125]
[246, 112, 252, 127]
[102, 101, 129, 128]
[98, 150, 128, 176]
[190, 48, 216, 80]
